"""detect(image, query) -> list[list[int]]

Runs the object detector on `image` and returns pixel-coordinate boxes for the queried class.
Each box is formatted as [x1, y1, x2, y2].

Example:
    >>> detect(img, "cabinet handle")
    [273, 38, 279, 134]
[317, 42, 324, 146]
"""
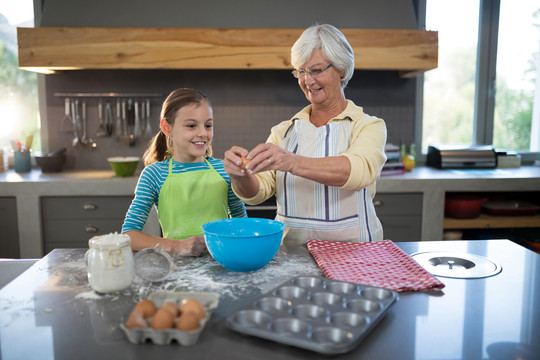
[373, 200, 384, 207]
[85, 225, 98, 233]
[83, 202, 97, 211]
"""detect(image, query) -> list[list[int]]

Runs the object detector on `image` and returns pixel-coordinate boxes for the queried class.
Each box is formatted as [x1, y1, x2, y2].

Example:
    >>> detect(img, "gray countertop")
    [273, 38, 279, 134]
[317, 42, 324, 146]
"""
[0, 239, 538, 359]
[1, 166, 540, 257]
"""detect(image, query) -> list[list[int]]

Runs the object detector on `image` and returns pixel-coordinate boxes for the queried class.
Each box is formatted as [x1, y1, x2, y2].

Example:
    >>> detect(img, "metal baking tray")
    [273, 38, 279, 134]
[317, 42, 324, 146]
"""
[225, 276, 398, 355]
[120, 291, 219, 346]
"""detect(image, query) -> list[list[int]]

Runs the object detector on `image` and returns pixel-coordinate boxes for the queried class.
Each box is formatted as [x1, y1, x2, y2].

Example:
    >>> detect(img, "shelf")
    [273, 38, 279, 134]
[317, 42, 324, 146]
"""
[17, 27, 438, 77]
[444, 213, 540, 229]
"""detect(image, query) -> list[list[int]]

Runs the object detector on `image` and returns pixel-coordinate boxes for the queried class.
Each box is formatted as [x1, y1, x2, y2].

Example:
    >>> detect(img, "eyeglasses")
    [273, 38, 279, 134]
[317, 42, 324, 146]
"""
[292, 64, 334, 79]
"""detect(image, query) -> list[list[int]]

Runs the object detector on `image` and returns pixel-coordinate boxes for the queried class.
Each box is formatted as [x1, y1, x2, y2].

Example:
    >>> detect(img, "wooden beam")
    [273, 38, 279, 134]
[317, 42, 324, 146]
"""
[17, 27, 437, 76]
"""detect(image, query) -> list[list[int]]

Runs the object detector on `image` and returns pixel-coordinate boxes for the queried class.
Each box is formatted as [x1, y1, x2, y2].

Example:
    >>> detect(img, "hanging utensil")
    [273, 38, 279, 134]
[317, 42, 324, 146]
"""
[127, 99, 136, 146]
[105, 101, 114, 136]
[115, 99, 123, 137]
[96, 99, 107, 137]
[71, 99, 80, 147]
[144, 98, 152, 135]
[81, 100, 97, 149]
[60, 98, 72, 132]
[134, 100, 141, 138]
[122, 100, 128, 137]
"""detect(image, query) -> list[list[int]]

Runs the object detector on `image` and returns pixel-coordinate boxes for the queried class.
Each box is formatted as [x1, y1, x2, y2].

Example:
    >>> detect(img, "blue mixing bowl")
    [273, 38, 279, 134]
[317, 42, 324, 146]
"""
[202, 218, 285, 272]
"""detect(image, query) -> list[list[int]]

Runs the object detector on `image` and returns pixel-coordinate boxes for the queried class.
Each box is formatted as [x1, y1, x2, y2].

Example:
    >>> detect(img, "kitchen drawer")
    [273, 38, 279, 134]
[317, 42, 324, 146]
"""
[42, 219, 126, 245]
[373, 193, 422, 216]
[0, 197, 20, 258]
[373, 193, 423, 242]
[41, 196, 133, 220]
[379, 215, 422, 242]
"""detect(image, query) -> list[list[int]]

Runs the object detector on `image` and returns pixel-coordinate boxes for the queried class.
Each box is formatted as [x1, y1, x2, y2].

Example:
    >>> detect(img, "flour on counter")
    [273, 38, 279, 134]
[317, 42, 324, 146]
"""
[147, 251, 322, 302]
[75, 291, 107, 300]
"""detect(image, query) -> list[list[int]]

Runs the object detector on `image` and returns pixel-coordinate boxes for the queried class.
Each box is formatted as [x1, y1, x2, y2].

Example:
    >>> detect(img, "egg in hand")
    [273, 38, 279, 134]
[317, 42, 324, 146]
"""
[240, 156, 251, 169]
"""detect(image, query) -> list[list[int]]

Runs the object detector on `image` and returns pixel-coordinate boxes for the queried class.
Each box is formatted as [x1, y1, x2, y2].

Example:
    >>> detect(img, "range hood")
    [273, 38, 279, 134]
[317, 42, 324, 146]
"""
[17, 27, 437, 78]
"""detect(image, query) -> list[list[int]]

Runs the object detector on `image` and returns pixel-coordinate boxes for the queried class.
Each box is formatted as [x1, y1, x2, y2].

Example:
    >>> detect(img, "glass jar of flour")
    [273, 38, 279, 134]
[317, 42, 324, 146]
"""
[87, 233, 134, 293]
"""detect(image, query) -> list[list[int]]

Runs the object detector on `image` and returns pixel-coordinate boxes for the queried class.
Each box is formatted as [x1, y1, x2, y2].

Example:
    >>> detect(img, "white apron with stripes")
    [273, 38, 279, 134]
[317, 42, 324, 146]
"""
[275, 120, 383, 245]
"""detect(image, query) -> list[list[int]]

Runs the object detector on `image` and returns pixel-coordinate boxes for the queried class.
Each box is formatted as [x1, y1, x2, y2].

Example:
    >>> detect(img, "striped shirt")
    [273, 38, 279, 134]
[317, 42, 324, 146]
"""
[122, 157, 247, 233]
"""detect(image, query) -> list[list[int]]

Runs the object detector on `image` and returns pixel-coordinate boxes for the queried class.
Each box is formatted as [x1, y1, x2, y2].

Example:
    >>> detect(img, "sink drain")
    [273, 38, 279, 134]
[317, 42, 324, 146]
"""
[411, 251, 502, 279]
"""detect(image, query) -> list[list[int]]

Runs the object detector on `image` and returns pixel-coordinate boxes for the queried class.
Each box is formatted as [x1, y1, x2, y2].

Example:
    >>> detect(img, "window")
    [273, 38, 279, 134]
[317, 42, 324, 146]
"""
[422, 0, 480, 152]
[419, 0, 540, 160]
[494, 1, 539, 151]
[0, 1, 39, 152]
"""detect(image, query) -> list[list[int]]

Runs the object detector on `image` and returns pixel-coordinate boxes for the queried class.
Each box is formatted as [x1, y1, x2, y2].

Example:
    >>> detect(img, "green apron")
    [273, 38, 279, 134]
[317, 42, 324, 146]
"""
[158, 158, 229, 239]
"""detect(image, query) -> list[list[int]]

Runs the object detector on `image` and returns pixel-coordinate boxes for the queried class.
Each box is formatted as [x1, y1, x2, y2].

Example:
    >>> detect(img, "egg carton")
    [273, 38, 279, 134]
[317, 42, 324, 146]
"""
[121, 291, 219, 346]
[225, 276, 398, 355]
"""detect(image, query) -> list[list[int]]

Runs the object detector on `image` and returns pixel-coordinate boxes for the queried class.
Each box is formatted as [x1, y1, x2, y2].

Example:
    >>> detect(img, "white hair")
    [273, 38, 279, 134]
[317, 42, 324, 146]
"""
[291, 24, 355, 88]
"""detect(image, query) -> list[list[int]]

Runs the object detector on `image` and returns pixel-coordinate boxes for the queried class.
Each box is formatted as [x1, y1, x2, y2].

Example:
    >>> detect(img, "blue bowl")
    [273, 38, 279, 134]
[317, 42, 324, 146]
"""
[202, 218, 285, 272]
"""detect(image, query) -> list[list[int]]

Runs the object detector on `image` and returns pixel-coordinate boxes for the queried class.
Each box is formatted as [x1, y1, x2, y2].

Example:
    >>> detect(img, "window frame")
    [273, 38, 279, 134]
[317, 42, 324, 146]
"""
[415, 0, 540, 164]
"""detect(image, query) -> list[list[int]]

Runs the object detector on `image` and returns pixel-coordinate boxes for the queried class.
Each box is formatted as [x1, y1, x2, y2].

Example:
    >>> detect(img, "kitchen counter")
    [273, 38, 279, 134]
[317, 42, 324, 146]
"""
[1, 167, 540, 257]
[0, 239, 538, 359]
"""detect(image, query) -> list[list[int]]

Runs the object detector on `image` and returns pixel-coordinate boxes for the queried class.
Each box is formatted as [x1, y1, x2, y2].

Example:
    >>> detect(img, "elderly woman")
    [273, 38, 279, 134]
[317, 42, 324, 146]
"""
[224, 24, 387, 244]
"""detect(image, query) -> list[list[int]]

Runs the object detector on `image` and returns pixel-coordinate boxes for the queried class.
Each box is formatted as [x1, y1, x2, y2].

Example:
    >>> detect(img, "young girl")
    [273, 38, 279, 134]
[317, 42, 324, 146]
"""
[122, 88, 247, 256]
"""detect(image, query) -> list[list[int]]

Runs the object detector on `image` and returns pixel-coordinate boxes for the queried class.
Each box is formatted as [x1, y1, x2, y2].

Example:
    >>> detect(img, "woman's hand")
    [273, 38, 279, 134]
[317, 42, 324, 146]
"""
[245, 143, 351, 187]
[168, 236, 206, 256]
[244, 143, 295, 174]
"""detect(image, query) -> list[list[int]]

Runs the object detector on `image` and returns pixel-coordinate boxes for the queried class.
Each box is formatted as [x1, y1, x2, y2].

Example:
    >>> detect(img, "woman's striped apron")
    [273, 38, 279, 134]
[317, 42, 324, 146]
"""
[275, 119, 383, 245]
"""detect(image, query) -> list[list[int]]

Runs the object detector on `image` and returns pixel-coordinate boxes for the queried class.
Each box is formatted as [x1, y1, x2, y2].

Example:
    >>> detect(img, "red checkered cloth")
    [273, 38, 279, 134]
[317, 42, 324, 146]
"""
[306, 239, 445, 292]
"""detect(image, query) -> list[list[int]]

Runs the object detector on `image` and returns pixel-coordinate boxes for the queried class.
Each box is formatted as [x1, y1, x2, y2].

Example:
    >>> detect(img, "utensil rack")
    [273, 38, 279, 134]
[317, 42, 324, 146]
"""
[55, 93, 162, 148]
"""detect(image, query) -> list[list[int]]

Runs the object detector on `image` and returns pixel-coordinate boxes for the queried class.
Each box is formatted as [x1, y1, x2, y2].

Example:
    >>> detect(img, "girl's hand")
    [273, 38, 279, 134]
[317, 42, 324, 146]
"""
[169, 236, 206, 256]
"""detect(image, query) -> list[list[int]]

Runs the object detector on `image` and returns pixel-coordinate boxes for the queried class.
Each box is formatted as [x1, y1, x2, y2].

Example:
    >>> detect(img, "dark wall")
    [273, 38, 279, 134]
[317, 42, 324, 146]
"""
[38, 0, 418, 170]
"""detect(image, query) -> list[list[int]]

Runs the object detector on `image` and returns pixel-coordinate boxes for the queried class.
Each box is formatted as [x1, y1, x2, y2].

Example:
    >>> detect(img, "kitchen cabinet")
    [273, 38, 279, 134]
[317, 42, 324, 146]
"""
[374, 193, 422, 242]
[2, 167, 539, 257]
[41, 196, 132, 253]
[17, 27, 437, 78]
[0, 197, 20, 258]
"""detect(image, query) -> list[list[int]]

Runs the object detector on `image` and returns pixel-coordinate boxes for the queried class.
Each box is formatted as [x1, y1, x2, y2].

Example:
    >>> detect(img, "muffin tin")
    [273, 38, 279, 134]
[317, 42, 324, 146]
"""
[226, 276, 398, 355]
[121, 291, 219, 346]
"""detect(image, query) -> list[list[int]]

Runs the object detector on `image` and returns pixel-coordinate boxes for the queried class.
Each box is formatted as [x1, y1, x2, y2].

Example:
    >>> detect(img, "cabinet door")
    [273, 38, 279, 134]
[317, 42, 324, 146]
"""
[0, 197, 20, 258]
[374, 193, 422, 242]
[41, 196, 133, 219]
[41, 196, 133, 252]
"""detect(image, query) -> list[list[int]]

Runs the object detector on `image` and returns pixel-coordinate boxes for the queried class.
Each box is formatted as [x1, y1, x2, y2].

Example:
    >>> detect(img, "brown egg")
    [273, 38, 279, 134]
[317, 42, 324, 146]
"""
[125, 311, 147, 329]
[176, 312, 201, 331]
[180, 298, 206, 319]
[133, 299, 157, 318]
[150, 308, 175, 330]
[160, 302, 179, 317]
[240, 156, 251, 169]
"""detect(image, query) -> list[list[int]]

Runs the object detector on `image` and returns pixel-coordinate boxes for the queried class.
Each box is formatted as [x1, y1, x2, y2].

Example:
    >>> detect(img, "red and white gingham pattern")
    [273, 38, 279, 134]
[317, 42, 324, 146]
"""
[306, 239, 445, 292]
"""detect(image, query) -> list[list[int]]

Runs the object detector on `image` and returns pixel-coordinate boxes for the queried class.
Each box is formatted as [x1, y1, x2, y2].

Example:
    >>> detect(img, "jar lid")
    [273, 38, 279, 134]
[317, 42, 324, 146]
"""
[88, 233, 131, 249]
